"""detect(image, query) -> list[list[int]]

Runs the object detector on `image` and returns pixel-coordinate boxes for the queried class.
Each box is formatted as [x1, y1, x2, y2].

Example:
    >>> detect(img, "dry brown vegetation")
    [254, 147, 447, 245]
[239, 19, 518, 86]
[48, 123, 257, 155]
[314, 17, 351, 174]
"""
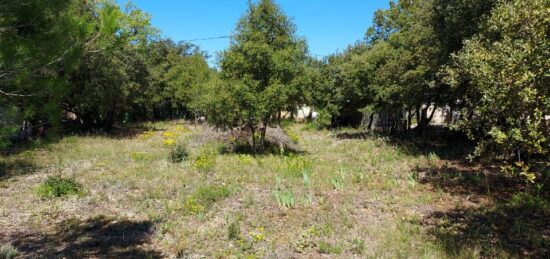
[0, 121, 548, 258]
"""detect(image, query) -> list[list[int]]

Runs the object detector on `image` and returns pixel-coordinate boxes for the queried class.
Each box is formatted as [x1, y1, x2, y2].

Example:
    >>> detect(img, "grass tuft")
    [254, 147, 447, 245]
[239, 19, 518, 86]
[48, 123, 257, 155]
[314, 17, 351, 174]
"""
[0, 244, 18, 259]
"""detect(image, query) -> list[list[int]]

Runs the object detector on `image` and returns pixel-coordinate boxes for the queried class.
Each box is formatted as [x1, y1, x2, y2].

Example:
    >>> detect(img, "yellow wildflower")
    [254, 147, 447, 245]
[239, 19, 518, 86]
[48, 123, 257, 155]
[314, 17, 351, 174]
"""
[163, 138, 176, 146]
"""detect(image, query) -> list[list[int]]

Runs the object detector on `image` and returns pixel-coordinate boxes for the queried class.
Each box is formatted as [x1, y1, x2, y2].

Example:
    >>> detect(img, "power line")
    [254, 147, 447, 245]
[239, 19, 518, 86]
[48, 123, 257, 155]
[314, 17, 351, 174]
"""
[179, 35, 231, 43]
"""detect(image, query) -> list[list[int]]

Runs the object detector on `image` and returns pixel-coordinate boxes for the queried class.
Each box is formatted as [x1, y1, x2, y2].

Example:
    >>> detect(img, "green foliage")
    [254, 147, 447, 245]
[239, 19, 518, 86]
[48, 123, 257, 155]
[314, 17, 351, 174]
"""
[193, 146, 217, 172]
[446, 0, 549, 162]
[317, 241, 343, 254]
[0, 244, 18, 259]
[510, 192, 549, 210]
[201, 0, 306, 151]
[273, 190, 295, 209]
[183, 185, 231, 215]
[331, 176, 345, 190]
[227, 219, 241, 240]
[311, 109, 333, 129]
[37, 176, 82, 198]
[168, 143, 189, 163]
[281, 155, 311, 178]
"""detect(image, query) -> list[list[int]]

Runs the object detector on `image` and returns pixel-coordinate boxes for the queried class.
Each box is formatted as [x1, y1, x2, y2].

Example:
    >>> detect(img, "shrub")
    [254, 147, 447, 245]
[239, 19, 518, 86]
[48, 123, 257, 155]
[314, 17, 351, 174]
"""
[310, 109, 333, 129]
[168, 143, 189, 163]
[37, 176, 82, 198]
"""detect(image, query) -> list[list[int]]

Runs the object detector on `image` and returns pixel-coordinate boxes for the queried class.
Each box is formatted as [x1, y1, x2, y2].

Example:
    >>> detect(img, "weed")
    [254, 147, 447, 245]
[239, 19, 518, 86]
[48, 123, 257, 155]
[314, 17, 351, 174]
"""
[237, 154, 255, 165]
[352, 172, 365, 183]
[273, 190, 295, 209]
[350, 238, 366, 255]
[510, 192, 549, 210]
[285, 129, 300, 143]
[0, 244, 18, 259]
[331, 176, 345, 190]
[282, 155, 311, 178]
[301, 194, 313, 206]
[130, 152, 149, 162]
[302, 171, 311, 187]
[183, 185, 231, 215]
[317, 240, 343, 254]
[37, 176, 82, 198]
[193, 147, 217, 172]
[168, 143, 189, 163]
[227, 219, 241, 240]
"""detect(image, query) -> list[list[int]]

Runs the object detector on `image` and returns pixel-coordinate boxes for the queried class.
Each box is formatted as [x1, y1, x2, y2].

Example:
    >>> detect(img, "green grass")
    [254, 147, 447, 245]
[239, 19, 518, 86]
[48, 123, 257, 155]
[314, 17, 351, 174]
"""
[0, 244, 18, 259]
[0, 121, 545, 258]
[36, 176, 82, 198]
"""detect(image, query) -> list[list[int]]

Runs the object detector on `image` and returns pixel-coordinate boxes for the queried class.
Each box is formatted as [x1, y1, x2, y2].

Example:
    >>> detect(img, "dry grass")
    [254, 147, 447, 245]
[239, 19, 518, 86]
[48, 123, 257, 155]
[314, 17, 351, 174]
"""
[0, 121, 547, 258]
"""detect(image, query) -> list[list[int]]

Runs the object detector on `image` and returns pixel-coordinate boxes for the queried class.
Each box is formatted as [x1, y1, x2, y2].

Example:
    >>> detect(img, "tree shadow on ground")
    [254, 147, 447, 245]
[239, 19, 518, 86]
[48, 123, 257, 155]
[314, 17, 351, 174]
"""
[0, 158, 37, 182]
[9, 215, 162, 258]
[335, 126, 474, 160]
[417, 162, 550, 257]
[414, 162, 526, 199]
[65, 123, 162, 140]
[423, 202, 550, 258]
[219, 141, 307, 157]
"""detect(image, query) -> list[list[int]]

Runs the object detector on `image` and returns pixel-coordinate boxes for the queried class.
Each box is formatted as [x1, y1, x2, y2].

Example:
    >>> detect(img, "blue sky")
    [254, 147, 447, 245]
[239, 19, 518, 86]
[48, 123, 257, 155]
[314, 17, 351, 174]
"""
[116, 1, 389, 65]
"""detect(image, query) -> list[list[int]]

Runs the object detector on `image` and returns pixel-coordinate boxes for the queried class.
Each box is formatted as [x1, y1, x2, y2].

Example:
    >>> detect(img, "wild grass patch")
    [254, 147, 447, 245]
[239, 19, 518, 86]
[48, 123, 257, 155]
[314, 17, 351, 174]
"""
[273, 190, 295, 209]
[0, 244, 18, 259]
[182, 185, 231, 215]
[36, 176, 82, 198]
[280, 155, 311, 178]
[193, 146, 217, 172]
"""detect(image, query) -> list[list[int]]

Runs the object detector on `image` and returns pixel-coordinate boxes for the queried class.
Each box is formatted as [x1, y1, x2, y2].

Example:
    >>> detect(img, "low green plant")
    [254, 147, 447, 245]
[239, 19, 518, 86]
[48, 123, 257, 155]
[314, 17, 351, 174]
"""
[285, 129, 300, 143]
[302, 171, 311, 187]
[183, 185, 231, 215]
[282, 155, 311, 178]
[193, 147, 217, 172]
[331, 176, 345, 190]
[317, 240, 343, 254]
[237, 154, 254, 165]
[37, 176, 82, 198]
[510, 192, 549, 210]
[0, 244, 18, 259]
[227, 219, 241, 240]
[168, 143, 189, 163]
[350, 238, 366, 255]
[273, 190, 295, 209]
[130, 152, 149, 162]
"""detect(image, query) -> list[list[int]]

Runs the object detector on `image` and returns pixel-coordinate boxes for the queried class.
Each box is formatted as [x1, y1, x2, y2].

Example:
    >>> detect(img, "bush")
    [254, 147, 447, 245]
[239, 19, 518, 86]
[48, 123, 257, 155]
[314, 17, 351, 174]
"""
[168, 143, 189, 163]
[37, 176, 82, 198]
[310, 109, 333, 129]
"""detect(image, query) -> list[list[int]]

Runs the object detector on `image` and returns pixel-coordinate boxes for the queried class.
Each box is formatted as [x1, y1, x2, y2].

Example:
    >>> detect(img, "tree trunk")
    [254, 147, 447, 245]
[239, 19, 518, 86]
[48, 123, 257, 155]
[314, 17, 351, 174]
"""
[250, 125, 256, 154]
[367, 113, 374, 131]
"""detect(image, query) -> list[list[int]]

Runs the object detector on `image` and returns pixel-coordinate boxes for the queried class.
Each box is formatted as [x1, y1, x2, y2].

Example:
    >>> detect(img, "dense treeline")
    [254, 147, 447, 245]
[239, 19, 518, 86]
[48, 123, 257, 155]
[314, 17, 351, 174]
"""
[298, 0, 548, 171]
[1, 0, 548, 176]
[0, 0, 213, 144]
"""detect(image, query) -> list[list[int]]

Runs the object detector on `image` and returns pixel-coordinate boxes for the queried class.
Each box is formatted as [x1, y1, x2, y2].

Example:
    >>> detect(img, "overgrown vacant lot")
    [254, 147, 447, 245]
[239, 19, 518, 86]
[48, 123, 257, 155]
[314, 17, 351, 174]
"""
[1, 122, 548, 258]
